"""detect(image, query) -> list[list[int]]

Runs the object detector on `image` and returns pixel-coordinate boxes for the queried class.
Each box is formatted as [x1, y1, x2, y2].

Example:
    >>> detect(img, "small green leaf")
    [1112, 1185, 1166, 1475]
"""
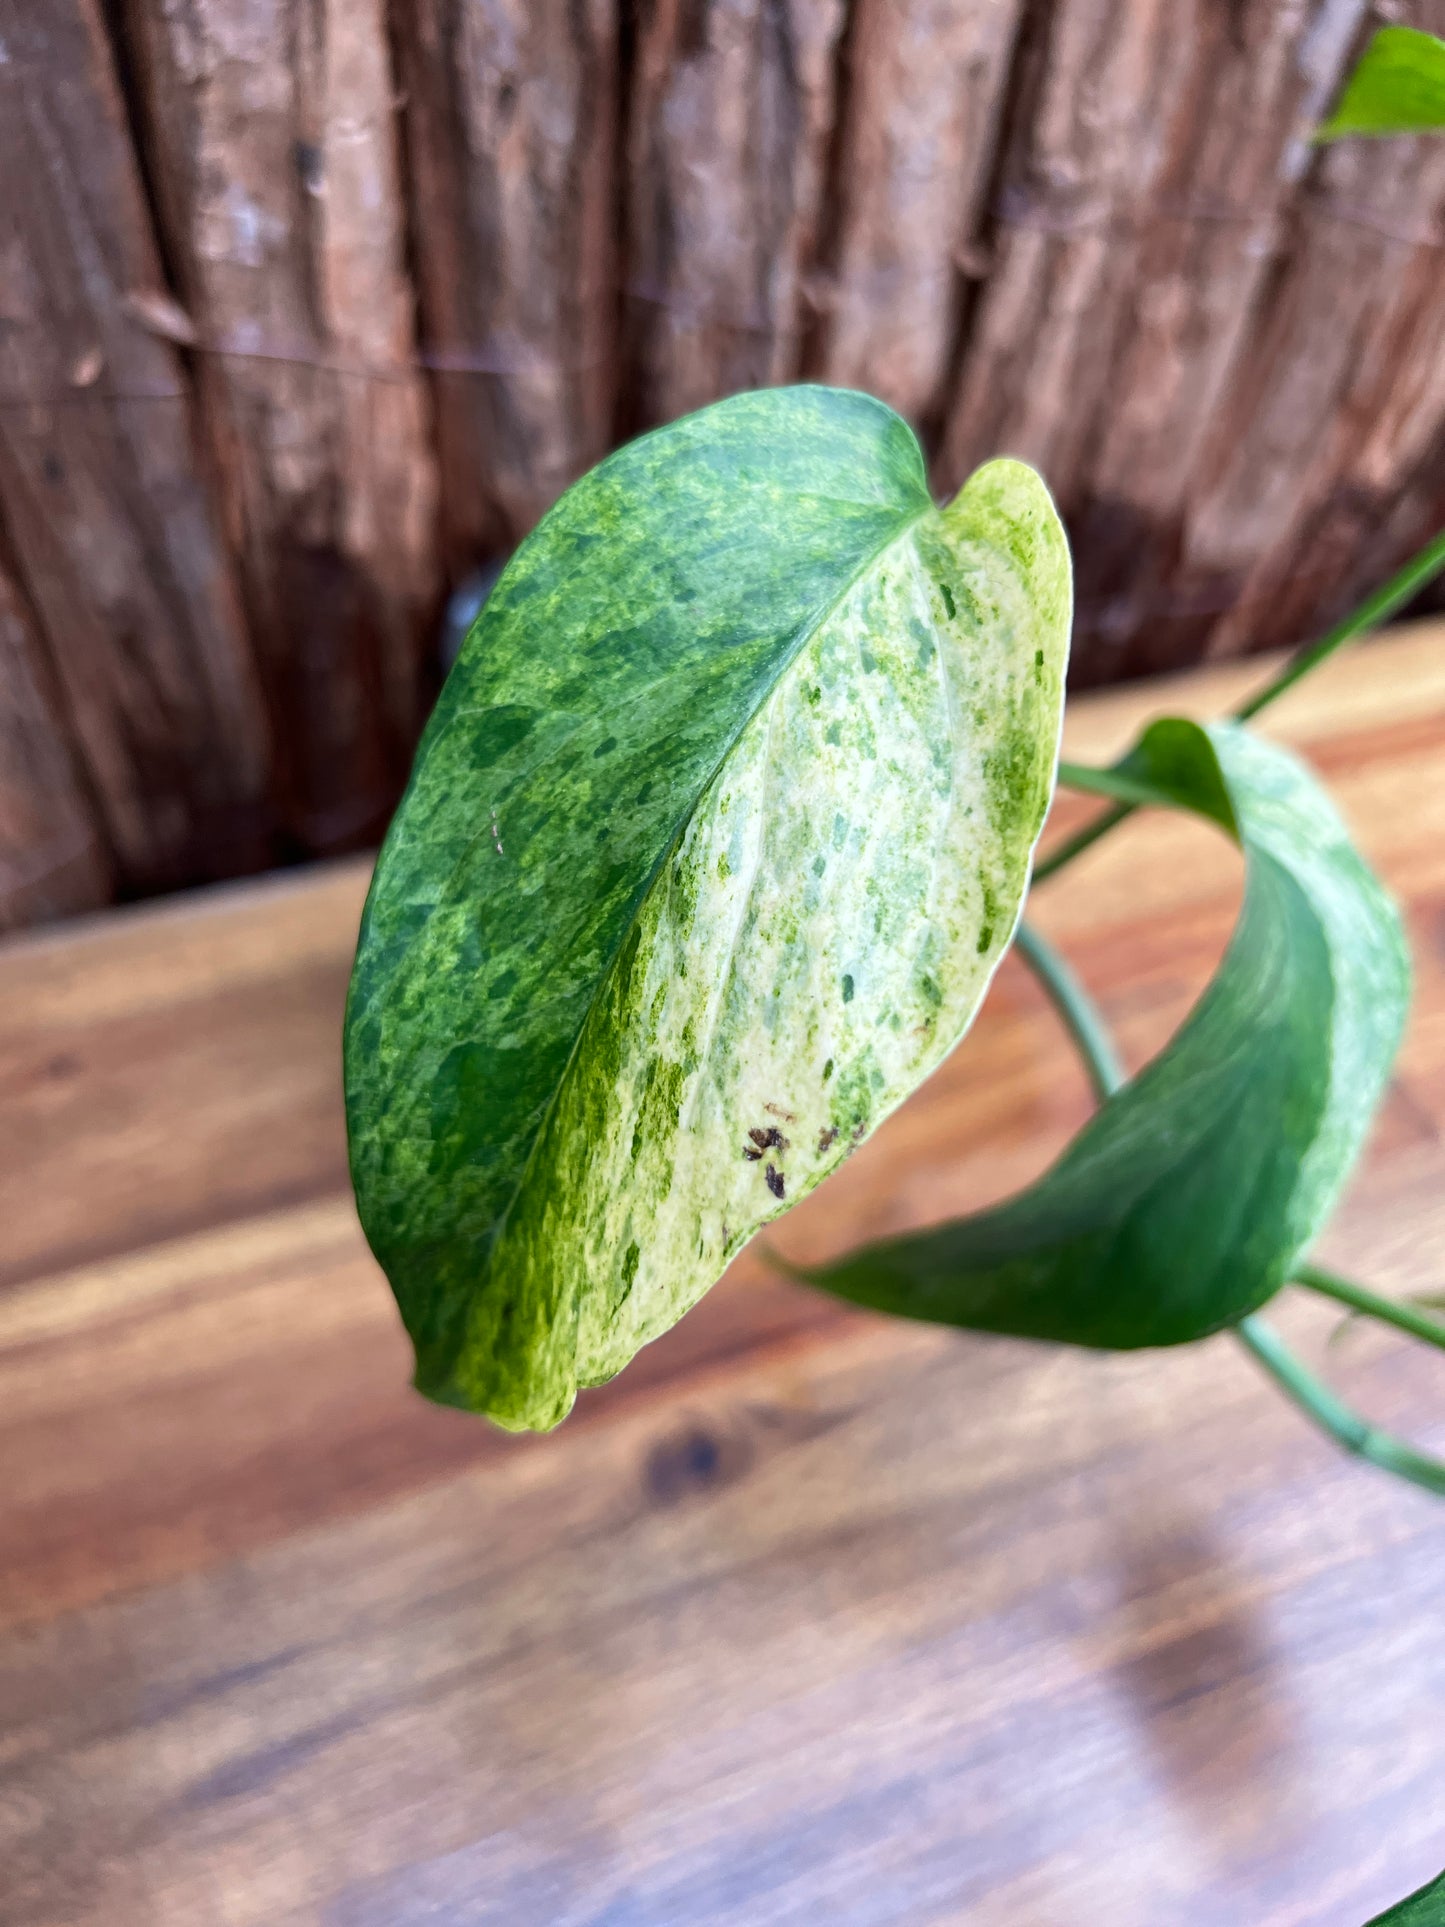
[346, 386, 1071, 1429]
[1318, 25, 1445, 140]
[811, 719, 1410, 1348]
[1366, 1866, 1445, 1926]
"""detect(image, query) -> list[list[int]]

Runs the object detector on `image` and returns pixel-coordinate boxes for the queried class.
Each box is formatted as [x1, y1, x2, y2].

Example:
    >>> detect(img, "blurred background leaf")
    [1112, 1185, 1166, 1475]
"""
[1319, 25, 1445, 139]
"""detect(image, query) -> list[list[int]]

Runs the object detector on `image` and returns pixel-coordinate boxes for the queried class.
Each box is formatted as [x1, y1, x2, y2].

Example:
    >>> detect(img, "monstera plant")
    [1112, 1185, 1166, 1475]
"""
[344, 381, 1445, 1495]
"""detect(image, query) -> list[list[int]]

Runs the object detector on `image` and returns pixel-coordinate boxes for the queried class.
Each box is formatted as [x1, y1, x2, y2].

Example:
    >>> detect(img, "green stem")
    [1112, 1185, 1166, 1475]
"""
[1031, 798, 1133, 884]
[1233, 527, 1445, 722]
[1010, 919, 1125, 1102]
[1034, 526, 1445, 885]
[1294, 1262, 1445, 1353]
[1236, 1315, 1445, 1498]
[1054, 761, 1150, 803]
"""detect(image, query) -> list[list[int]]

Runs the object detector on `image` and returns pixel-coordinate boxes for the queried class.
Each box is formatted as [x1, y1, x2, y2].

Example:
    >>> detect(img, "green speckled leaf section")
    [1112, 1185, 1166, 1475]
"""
[813, 720, 1411, 1348]
[345, 387, 1070, 1428]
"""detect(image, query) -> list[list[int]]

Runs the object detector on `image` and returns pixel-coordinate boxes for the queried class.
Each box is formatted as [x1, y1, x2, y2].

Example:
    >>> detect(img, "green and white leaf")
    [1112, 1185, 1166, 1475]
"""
[1318, 25, 1445, 139]
[345, 387, 1071, 1430]
[811, 719, 1411, 1348]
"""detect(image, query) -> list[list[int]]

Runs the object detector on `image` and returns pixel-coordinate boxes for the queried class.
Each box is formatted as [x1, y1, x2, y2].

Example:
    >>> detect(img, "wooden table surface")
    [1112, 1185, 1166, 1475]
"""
[4, 627, 1445, 1927]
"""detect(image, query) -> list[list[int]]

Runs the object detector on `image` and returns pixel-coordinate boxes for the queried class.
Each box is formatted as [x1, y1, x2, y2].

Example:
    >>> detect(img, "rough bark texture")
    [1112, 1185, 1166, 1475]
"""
[121, 0, 442, 853]
[1069, 0, 1372, 674]
[392, 0, 618, 553]
[939, 0, 1328, 505]
[0, 554, 112, 931]
[941, 0, 1180, 499]
[809, 0, 1025, 422]
[0, 0, 272, 909]
[623, 0, 848, 427]
[4, 0, 1445, 930]
[938, 0, 1445, 680]
[1142, 0, 1445, 675]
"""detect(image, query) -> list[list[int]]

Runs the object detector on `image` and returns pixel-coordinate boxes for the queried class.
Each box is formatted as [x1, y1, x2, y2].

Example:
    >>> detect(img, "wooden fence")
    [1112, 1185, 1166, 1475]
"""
[2, 0, 1443, 930]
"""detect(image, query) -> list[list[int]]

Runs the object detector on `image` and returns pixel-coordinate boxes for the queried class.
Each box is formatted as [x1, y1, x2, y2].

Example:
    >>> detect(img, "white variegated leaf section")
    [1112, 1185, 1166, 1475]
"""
[460, 460, 1071, 1412]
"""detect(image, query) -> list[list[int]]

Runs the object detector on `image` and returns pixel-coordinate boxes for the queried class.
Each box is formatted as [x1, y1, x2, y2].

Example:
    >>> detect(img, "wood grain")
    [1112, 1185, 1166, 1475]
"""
[0, 861, 366, 1292]
[806, 0, 1024, 422]
[3, 627, 1445, 1924]
[1063, 0, 1368, 677]
[939, 0, 1198, 498]
[0, 0, 273, 899]
[1143, 0, 1445, 676]
[7, 1, 1445, 934]
[0, 553, 111, 931]
[933, 0, 1445, 685]
[120, 0, 443, 853]
[622, 0, 847, 427]
[393, 0, 619, 551]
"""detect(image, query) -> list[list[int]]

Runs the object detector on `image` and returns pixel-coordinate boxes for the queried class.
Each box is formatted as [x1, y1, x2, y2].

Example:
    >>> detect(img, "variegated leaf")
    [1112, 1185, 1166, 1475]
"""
[345, 387, 1071, 1428]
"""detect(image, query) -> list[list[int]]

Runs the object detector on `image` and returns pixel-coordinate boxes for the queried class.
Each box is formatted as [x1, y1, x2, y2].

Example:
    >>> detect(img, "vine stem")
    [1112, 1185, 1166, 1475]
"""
[1012, 918, 1445, 1497]
[1234, 1318, 1445, 1499]
[1035, 526, 1445, 887]
[1010, 922, 1124, 1101]
[1032, 798, 1131, 885]
[1234, 528, 1445, 722]
[1294, 1262, 1445, 1354]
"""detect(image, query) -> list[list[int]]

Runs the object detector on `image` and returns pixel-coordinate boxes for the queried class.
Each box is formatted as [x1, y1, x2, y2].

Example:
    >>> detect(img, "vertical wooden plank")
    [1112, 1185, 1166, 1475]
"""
[1332, 289, 1445, 618]
[1067, 0, 1368, 679]
[122, 0, 443, 854]
[810, 0, 1024, 426]
[392, 0, 618, 554]
[0, 555, 112, 931]
[938, 0, 1196, 508]
[1138, 5, 1445, 674]
[0, 0, 274, 900]
[1186, 243, 1444, 676]
[624, 0, 847, 429]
